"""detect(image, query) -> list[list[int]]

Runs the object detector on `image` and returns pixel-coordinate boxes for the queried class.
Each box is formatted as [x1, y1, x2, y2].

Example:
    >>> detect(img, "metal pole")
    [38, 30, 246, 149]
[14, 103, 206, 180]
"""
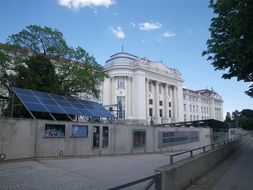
[170, 155, 173, 164]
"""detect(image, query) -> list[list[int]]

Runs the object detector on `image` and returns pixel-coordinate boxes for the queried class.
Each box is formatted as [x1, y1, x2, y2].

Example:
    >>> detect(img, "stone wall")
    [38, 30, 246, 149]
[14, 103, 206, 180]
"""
[0, 118, 211, 161]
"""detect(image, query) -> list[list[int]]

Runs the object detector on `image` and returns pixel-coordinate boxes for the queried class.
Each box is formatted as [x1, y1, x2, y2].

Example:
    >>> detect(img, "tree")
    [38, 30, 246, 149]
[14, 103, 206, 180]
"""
[203, 0, 253, 97]
[225, 112, 232, 122]
[232, 109, 240, 121]
[0, 25, 107, 100]
[15, 55, 60, 94]
[240, 109, 253, 118]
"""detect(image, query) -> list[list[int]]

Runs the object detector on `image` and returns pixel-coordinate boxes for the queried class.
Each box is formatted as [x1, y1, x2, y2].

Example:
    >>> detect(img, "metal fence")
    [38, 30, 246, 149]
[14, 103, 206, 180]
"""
[106, 134, 247, 190]
[107, 172, 161, 190]
[169, 135, 244, 164]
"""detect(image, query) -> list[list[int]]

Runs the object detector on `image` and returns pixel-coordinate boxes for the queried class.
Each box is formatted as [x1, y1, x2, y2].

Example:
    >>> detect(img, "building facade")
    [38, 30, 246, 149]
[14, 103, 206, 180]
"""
[183, 88, 223, 122]
[101, 51, 224, 124]
[102, 52, 184, 125]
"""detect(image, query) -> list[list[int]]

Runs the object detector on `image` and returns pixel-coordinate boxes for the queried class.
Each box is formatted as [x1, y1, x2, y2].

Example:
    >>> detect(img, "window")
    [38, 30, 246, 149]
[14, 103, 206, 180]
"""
[117, 96, 125, 118]
[45, 124, 65, 137]
[193, 115, 195, 120]
[72, 125, 88, 137]
[93, 126, 100, 147]
[184, 104, 186, 111]
[190, 105, 192, 112]
[168, 87, 170, 96]
[149, 108, 153, 117]
[169, 102, 172, 107]
[149, 99, 153, 105]
[190, 115, 192, 121]
[196, 106, 198, 113]
[197, 115, 199, 120]
[169, 110, 171, 118]
[117, 76, 125, 89]
[159, 109, 163, 117]
[133, 130, 146, 147]
[159, 100, 163, 106]
[102, 126, 109, 147]
[159, 85, 162, 94]
[184, 114, 186, 121]
[193, 105, 195, 112]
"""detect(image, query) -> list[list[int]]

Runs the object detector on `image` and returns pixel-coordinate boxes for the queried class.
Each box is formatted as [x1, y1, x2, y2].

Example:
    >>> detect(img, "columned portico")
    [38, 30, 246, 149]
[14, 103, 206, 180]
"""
[153, 81, 160, 124]
[102, 51, 184, 125]
[162, 83, 170, 123]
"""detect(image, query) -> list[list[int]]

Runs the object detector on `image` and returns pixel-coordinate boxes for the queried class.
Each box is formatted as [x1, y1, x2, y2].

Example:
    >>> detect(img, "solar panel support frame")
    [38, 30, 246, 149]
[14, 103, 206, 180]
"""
[12, 92, 37, 120]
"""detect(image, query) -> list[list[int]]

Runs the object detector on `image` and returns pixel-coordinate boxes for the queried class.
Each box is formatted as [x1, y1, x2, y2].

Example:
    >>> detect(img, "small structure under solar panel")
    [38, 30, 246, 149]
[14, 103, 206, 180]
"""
[12, 87, 115, 121]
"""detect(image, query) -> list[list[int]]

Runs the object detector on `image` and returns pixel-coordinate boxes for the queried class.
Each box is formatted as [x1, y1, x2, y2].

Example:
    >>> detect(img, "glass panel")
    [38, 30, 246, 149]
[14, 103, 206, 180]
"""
[102, 126, 109, 147]
[25, 103, 47, 112]
[93, 126, 100, 147]
[44, 105, 65, 114]
[44, 124, 65, 137]
[72, 125, 88, 137]
[33, 91, 51, 99]
[40, 98, 57, 105]
[62, 107, 80, 115]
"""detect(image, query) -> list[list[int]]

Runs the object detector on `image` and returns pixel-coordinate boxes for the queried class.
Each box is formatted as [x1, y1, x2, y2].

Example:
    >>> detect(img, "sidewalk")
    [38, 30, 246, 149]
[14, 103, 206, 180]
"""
[186, 136, 253, 190]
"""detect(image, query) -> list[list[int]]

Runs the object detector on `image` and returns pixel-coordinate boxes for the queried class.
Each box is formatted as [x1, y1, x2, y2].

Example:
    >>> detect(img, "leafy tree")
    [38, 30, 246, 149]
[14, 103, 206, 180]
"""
[203, 0, 253, 97]
[15, 55, 60, 94]
[240, 109, 253, 118]
[0, 25, 107, 100]
[232, 109, 240, 121]
[225, 112, 232, 122]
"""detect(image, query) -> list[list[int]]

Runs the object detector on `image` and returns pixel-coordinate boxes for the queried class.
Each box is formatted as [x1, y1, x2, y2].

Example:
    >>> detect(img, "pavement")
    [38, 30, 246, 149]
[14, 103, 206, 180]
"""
[185, 137, 253, 190]
[0, 152, 184, 190]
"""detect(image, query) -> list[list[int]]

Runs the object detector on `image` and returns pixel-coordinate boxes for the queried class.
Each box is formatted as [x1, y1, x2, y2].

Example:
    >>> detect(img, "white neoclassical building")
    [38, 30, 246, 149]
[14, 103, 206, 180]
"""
[183, 88, 223, 122]
[101, 52, 184, 125]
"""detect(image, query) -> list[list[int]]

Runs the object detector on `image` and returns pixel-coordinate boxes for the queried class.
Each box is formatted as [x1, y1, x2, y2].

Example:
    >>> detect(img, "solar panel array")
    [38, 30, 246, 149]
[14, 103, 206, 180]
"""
[12, 87, 115, 119]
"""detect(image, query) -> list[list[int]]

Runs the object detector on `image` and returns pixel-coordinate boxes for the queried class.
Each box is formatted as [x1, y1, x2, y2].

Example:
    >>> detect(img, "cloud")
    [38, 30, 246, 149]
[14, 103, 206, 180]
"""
[139, 22, 162, 31]
[162, 31, 176, 38]
[130, 22, 136, 27]
[58, 0, 115, 10]
[109, 26, 125, 39]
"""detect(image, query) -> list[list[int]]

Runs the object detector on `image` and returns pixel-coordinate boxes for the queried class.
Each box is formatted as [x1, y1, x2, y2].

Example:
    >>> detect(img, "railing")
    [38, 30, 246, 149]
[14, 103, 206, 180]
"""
[106, 134, 247, 190]
[169, 136, 243, 164]
[107, 172, 161, 190]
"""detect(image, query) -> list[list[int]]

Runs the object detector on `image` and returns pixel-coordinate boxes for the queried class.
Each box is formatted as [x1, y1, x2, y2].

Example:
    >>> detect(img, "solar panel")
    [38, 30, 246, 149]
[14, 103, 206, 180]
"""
[12, 87, 115, 119]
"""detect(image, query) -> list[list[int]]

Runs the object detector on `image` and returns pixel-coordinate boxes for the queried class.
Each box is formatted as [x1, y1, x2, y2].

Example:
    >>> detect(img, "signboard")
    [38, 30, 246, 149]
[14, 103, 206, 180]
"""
[158, 131, 199, 148]
[44, 124, 65, 137]
[72, 125, 88, 137]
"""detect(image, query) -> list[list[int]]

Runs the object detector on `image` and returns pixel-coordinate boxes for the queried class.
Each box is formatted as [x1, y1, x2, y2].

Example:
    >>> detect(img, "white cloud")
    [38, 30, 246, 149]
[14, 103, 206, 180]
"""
[58, 0, 115, 10]
[139, 22, 162, 31]
[109, 26, 125, 39]
[162, 31, 176, 38]
[130, 22, 136, 27]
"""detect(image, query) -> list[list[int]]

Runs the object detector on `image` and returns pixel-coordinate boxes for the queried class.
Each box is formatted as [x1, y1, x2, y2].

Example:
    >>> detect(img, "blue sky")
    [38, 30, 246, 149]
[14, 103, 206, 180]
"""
[0, 0, 252, 117]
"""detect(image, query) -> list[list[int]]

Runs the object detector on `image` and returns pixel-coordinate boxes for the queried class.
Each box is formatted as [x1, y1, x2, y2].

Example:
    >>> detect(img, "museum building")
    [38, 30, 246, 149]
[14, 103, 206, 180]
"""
[101, 51, 223, 125]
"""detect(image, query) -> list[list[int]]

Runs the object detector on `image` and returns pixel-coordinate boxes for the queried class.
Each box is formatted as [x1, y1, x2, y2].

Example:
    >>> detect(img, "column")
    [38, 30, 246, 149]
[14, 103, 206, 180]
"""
[173, 85, 178, 122]
[162, 83, 169, 123]
[145, 78, 150, 120]
[127, 76, 132, 119]
[111, 77, 116, 105]
[154, 81, 160, 124]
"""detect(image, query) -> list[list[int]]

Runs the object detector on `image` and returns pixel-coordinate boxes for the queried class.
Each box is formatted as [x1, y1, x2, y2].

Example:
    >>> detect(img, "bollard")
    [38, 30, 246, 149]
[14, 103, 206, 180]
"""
[170, 155, 173, 164]
[190, 150, 193, 157]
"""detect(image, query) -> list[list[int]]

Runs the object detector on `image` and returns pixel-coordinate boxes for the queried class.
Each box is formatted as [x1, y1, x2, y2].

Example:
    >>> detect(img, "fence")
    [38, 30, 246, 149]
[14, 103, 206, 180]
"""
[107, 172, 161, 190]
[169, 136, 241, 164]
[107, 134, 248, 190]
